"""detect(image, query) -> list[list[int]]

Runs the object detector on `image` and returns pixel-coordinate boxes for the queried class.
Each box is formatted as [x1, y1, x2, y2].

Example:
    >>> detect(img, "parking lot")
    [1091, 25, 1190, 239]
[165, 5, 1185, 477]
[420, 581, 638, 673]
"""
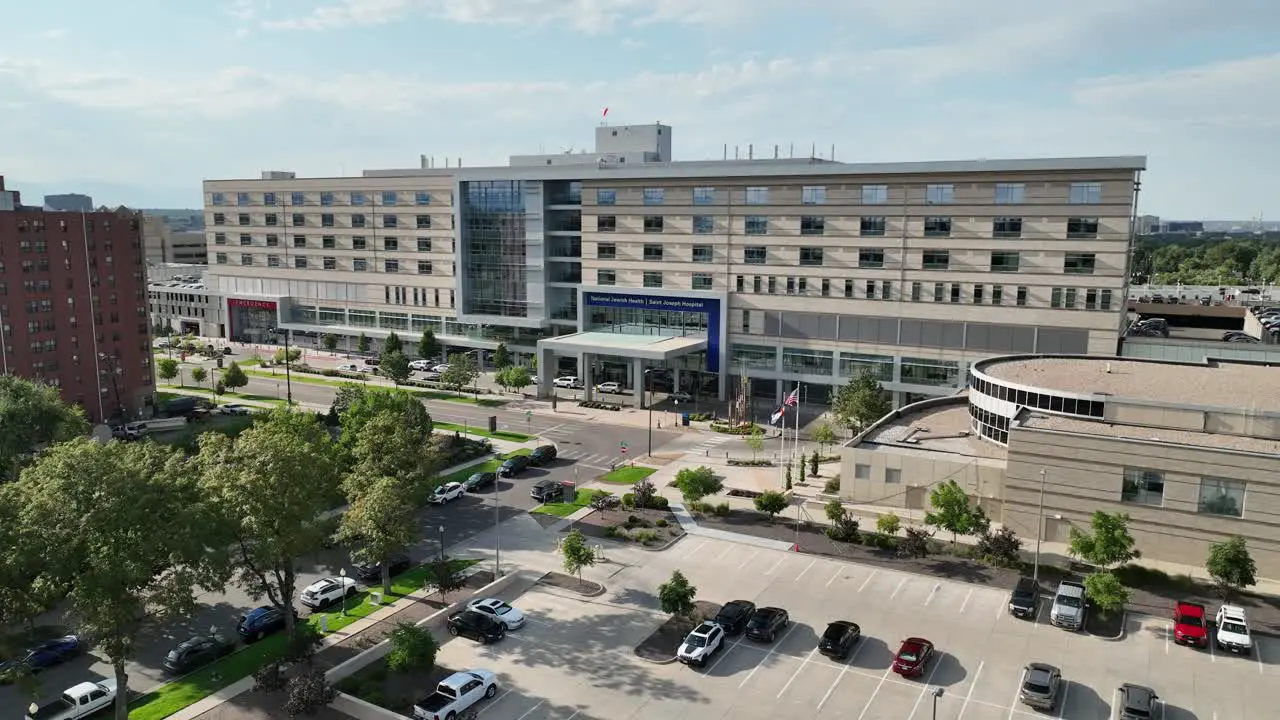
[433, 535, 1280, 719]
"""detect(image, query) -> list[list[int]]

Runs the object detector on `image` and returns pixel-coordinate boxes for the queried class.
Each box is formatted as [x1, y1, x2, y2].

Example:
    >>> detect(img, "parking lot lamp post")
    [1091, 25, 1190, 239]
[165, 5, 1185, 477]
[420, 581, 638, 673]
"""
[645, 368, 654, 457]
[931, 687, 943, 719]
[338, 568, 347, 616]
[1033, 468, 1047, 583]
[438, 525, 446, 563]
[268, 327, 294, 407]
[494, 468, 502, 578]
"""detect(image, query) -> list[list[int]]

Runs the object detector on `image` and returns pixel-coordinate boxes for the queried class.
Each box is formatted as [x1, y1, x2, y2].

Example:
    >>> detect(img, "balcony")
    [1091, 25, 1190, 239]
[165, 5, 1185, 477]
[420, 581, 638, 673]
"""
[551, 305, 579, 321]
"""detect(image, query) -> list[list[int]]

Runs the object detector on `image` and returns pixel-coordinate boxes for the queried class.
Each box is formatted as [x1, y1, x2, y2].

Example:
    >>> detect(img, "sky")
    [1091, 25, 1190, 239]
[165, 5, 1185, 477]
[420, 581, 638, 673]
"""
[0, 0, 1277, 219]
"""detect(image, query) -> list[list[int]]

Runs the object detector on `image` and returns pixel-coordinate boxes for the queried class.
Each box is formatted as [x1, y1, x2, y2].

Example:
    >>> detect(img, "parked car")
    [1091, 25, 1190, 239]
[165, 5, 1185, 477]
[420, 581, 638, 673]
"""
[1008, 577, 1040, 619]
[553, 376, 580, 388]
[447, 609, 506, 643]
[818, 621, 860, 660]
[431, 364, 450, 373]
[668, 391, 693, 402]
[529, 478, 564, 502]
[712, 600, 756, 635]
[1049, 580, 1087, 631]
[220, 403, 251, 416]
[595, 381, 622, 394]
[745, 606, 790, 642]
[677, 622, 725, 667]
[528, 445, 558, 466]
[1172, 601, 1208, 648]
[1215, 605, 1253, 654]
[462, 471, 497, 492]
[351, 553, 413, 583]
[409, 359, 432, 370]
[1116, 683, 1162, 719]
[499, 455, 531, 477]
[365, 357, 381, 367]
[429, 482, 465, 505]
[892, 637, 936, 678]
[0, 635, 81, 675]
[300, 576, 358, 609]
[237, 606, 296, 642]
[1018, 662, 1062, 711]
[420, 371, 441, 381]
[162, 634, 235, 675]
[24, 680, 117, 720]
[466, 598, 527, 629]
[337, 363, 360, 372]
[412, 669, 498, 720]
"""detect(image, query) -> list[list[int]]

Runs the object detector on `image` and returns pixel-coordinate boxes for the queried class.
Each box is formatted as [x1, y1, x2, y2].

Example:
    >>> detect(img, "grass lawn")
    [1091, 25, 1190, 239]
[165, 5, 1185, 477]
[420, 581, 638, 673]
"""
[240, 369, 507, 407]
[128, 558, 478, 720]
[532, 487, 604, 518]
[435, 421, 531, 442]
[598, 465, 656, 485]
[160, 384, 289, 406]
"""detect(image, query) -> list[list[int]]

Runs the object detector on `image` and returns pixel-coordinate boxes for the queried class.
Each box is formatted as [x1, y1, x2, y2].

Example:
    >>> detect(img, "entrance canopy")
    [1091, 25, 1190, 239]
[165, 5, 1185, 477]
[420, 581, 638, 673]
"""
[538, 331, 706, 362]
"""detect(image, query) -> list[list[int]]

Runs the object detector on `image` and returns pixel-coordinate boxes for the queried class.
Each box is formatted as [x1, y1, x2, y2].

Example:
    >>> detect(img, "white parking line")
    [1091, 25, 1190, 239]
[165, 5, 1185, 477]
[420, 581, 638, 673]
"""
[714, 544, 734, 562]
[856, 665, 894, 720]
[889, 576, 907, 600]
[924, 583, 940, 606]
[956, 660, 983, 720]
[682, 539, 708, 558]
[564, 713, 579, 720]
[777, 647, 818, 697]
[794, 559, 817, 582]
[1165, 622, 1170, 653]
[1008, 669, 1026, 720]
[959, 588, 973, 614]
[907, 654, 946, 717]
[858, 569, 878, 592]
[738, 624, 799, 688]
[1054, 682, 1071, 720]
[737, 549, 760, 569]
[475, 688, 513, 717]
[1209, 633, 1217, 662]
[1256, 641, 1265, 674]
[765, 555, 786, 576]
[825, 567, 842, 588]
[514, 700, 545, 720]
[817, 639, 865, 711]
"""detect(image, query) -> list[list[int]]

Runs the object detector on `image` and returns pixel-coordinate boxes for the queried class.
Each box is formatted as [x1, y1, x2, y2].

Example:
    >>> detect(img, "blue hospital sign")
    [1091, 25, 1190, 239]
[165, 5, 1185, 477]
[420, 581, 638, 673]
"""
[583, 292, 722, 372]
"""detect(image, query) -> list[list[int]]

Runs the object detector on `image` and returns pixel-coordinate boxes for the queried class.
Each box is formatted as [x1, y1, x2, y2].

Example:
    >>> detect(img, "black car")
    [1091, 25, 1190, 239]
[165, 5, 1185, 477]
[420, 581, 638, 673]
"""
[528, 445, 558, 466]
[745, 606, 790, 642]
[530, 478, 563, 502]
[499, 455, 530, 477]
[463, 471, 497, 492]
[163, 634, 235, 675]
[1117, 683, 1161, 719]
[351, 553, 413, 583]
[712, 600, 756, 635]
[818, 621, 861, 660]
[447, 609, 506, 643]
[1009, 577, 1040, 619]
[237, 606, 296, 642]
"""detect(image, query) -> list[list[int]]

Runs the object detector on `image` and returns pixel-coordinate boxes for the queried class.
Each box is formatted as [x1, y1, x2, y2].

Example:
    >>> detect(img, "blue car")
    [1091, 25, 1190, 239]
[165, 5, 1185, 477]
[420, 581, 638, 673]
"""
[237, 606, 297, 642]
[0, 635, 81, 674]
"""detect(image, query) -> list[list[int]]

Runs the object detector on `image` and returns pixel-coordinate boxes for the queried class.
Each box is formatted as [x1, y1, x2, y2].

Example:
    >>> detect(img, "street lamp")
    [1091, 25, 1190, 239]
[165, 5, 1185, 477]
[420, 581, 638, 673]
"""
[268, 327, 294, 407]
[437, 525, 446, 563]
[338, 567, 348, 616]
[493, 466, 502, 578]
[1033, 468, 1048, 583]
[931, 687, 944, 719]
[98, 352, 124, 422]
[644, 368, 655, 458]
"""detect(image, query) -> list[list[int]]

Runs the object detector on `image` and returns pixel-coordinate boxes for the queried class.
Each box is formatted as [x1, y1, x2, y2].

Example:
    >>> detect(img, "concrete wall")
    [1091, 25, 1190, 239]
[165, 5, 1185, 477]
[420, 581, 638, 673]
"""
[839, 446, 1007, 513]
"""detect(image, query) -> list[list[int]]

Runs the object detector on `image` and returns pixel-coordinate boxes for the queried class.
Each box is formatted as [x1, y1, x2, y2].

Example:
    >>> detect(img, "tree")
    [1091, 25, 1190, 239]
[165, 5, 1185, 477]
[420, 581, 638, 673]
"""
[322, 334, 339, 352]
[1068, 511, 1141, 570]
[356, 333, 371, 353]
[1206, 536, 1257, 600]
[812, 422, 837, 455]
[975, 527, 1023, 566]
[221, 361, 249, 391]
[784, 461, 793, 490]
[808, 451, 819, 478]
[344, 412, 438, 500]
[823, 501, 861, 543]
[417, 328, 441, 362]
[379, 351, 412, 386]
[924, 480, 990, 544]
[197, 409, 343, 640]
[829, 371, 891, 436]
[495, 366, 532, 393]
[423, 557, 467, 599]
[560, 528, 597, 585]
[1083, 571, 1130, 617]
[439, 352, 478, 393]
[214, 380, 226, 396]
[632, 477, 657, 511]
[383, 331, 403, 355]
[0, 375, 90, 483]
[897, 527, 932, 559]
[157, 357, 180, 386]
[283, 669, 337, 717]
[876, 512, 901, 536]
[755, 490, 788, 521]
[492, 342, 511, 369]
[338, 386, 434, 446]
[16, 438, 218, 720]
[338, 476, 416, 595]
[657, 569, 698, 618]
[744, 427, 764, 461]
[386, 622, 439, 672]
[273, 347, 302, 365]
[190, 366, 208, 385]
[673, 465, 723, 503]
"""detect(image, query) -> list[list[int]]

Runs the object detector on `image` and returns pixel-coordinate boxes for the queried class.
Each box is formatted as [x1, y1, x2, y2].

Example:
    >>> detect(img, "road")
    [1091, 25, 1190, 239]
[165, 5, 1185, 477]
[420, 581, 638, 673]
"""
[0, 384, 681, 712]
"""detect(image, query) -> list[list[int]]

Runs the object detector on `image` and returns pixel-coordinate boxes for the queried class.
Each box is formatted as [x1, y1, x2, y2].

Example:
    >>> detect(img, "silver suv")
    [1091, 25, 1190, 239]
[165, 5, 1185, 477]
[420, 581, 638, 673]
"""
[1049, 581, 1087, 630]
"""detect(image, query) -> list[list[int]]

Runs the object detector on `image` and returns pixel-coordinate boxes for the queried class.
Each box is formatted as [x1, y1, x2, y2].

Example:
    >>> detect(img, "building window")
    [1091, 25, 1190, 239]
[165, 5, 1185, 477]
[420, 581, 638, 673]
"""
[840, 353, 893, 382]
[1085, 289, 1098, 310]
[800, 216, 825, 235]
[950, 283, 962, 303]
[884, 468, 901, 484]
[237, 214, 250, 226]
[736, 275, 745, 292]
[1070, 182, 1102, 204]
[911, 282, 922, 301]
[379, 237, 396, 251]
[801, 186, 827, 205]
[1016, 286, 1028, 306]
[644, 244, 664, 261]
[596, 189, 616, 205]
[995, 183, 1026, 204]
[417, 238, 431, 252]
[267, 255, 280, 268]
[292, 213, 305, 227]
[924, 217, 952, 237]
[598, 269, 616, 285]
[933, 283, 945, 302]
[597, 215, 617, 232]
[1199, 478, 1245, 518]
[293, 256, 306, 268]
[821, 278, 831, 297]
[1122, 468, 1165, 507]
[415, 191, 431, 205]
[692, 245, 714, 263]
[383, 214, 398, 229]
[236, 192, 251, 206]
[417, 260, 433, 275]
[597, 243, 616, 260]
[901, 357, 960, 386]
[350, 192, 365, 206]
[859, 249, 885, 268]
[351, 214, 366, 228]
[745, 216, 768, 235]
[782, 347, 834, 375]
[643, 215, 664, 233]
[293, 235, 307, 248]
[212, 213, 226, 225]
[744, 246, 767, 264]
[990, 251, 1021, 273]
[925, 184, 954, 204]
[1100, 289, 1113, 311]
[767, 276, 777, 294]
[1064, 252, 1097, 274]
[323, 256, 337, 270]
[845, 279, 855, 298]
[854, 464, 871, 480]
[993, 217, 1023, 238]
[753, 276, 763, 293]
[799, 247, 824, 266]
[215, 253, 228, 264]
[992, 285, 1004, 305]
[416, 215, 431, 229]
[642, 188, 665, 205]
[1064, 288, 1077, 309]
[692, 273, 714, 290]
[1051, 288, 1063, 308]
[693, 187, 715, 205]
[861, 185, 888, 204]
[1067, 217, 1099, 238]
[264, 213, 278, 227]
[745, 186, 769, 205]
[973, 284, 984, 304]
[239, 234, 252, 246]
[317, 192, 333, 206]
[352, 236, 366, 250]
[353, 258, 368, 272]
[860, 216, 886, 236]
[320, 235, 334, 249]
[922, 250, 950, 270]
[693, 215, 714, 234]
[321, 214, 334, 228]
[240, 254, 253, 265]
[865, 280, 876, 299]
[385, 259, 399, 273]
[211, 192, 226, 206]
[214, 232, 227, 245]
[643, 271, 663, 288]
[291, 191, 305, 206]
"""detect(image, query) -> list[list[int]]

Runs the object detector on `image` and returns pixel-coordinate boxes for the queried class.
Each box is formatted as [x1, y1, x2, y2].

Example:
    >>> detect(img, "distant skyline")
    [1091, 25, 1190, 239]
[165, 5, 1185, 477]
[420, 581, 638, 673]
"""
[2, 1, 1278, 218]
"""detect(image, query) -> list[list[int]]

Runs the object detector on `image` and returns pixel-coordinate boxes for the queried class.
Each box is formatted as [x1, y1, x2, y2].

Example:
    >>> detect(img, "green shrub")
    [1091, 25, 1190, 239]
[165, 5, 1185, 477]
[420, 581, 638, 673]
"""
[823, 477, 840, 494]
[634, 529, 660, 544]
[655, 518, 668, 527]
[709, 422, 762, 435]
[713, 502, 731, 516]
[621, 493, 635, 509]
[321, 368, 340, 377]
[621, 491, 668, 511]
[728, 458, 774, 467]
[688, 412, 714, 422]
[603, 525, 620, 538]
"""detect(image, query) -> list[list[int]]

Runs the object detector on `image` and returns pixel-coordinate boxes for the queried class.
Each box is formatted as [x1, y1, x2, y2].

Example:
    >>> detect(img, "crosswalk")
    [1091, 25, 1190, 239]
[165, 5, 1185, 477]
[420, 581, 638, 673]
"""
[553, 449, 617, 471]
[687, 434, 732, 457]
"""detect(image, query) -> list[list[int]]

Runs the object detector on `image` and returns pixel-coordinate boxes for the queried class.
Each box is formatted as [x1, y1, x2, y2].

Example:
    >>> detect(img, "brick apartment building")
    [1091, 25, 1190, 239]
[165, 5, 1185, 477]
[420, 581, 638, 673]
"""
[0, 176, 154, 424]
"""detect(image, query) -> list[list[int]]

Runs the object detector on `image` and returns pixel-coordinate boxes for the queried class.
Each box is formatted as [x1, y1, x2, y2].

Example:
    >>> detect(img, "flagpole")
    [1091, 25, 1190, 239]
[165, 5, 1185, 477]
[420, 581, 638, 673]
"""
[778, 405, 787, 488]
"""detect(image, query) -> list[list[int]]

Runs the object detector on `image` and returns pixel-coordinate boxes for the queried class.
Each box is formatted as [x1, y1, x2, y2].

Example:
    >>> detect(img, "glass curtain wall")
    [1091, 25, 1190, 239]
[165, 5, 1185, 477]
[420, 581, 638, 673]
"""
[462, 181, 528, 318]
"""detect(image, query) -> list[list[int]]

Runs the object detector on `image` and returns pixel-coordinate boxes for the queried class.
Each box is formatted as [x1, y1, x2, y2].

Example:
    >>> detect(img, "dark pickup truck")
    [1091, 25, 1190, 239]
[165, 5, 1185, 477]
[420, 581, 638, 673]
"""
[1008, 577, 1040, 619]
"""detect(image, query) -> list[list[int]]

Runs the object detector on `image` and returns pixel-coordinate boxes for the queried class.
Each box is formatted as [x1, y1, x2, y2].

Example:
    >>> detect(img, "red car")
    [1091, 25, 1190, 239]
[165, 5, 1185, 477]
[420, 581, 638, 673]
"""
[1173, 601, 1208, 648]
[893, 637, 935, 678]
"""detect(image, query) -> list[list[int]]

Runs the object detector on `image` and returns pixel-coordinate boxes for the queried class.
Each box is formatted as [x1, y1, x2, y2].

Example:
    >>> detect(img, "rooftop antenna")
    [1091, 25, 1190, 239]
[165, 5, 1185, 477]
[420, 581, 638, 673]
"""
[790, 143, 794, 158]
[831, 144, 835, 161]
[735, 146, 739, 160]
[774, 145, 779, 159]
[561, 144, 576, 154]
[811, 142, 816, 159]
[723, 144, 728, 161]
[748, 144, 753, 160]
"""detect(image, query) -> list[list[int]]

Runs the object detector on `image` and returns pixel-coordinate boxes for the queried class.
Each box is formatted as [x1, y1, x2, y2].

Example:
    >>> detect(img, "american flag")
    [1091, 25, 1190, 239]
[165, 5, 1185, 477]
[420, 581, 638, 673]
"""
[783, 387, 799, 407]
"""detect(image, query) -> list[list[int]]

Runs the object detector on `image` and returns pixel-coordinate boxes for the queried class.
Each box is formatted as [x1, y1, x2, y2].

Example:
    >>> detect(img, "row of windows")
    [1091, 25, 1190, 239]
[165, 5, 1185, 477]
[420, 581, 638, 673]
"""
[213, 254, 447, 275]
[210, 190, 435, 207]
[593, 214, 1105, 239]
[211, 212, 442, 229]
[6, 217, 139, 234]
[969, 374, 1107, 418]
[212, 233, 451, 253]
[727, 273, 1115, 310]
[595, 182, 1106, 207]
[1122, 468, 1246, 519]
[728, 345, 957, 387]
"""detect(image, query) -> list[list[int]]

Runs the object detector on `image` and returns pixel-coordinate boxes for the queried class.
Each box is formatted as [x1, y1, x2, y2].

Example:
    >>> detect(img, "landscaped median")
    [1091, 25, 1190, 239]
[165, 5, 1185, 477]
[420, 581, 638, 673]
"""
[532, 488, 605, 518]
[240, 367, 508, 407]
[597, 465, 656, 485]
[434, 421, 531, 443]
[126, 559, 479, 720]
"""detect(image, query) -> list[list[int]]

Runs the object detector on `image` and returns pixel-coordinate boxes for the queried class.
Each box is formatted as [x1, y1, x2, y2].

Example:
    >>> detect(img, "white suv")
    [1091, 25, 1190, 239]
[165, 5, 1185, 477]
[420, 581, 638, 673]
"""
[1215, 605, 1253, 655]
[677, 622, 724, 667]
[300, 576, 357, 609]
[553, 376, 580, 388]
[596, 381, 622, 394]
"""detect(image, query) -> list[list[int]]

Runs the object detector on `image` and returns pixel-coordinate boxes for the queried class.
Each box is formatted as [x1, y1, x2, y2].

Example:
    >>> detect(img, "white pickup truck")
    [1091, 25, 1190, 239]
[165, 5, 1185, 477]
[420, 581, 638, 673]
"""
[26, 679, 117, 720]
[413, 669, 497, 720]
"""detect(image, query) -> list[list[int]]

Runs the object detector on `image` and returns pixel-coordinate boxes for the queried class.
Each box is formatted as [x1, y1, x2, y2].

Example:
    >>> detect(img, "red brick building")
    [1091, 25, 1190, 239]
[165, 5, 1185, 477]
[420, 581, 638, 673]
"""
[0, 177, 153, 423]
